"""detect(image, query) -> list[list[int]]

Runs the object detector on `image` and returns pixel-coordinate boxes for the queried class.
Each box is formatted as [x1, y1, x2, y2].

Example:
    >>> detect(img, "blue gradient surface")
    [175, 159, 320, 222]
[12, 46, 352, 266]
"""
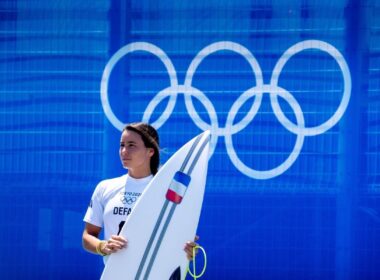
[0, 0, 379, 279]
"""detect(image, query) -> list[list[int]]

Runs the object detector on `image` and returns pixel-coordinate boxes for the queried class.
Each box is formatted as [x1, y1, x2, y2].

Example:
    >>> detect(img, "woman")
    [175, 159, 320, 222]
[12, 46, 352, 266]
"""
[82, 122, 198, 261]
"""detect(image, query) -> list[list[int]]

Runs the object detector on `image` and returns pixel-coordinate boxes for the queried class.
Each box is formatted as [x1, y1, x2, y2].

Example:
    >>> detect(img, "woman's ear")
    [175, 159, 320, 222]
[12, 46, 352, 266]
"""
[148, 147, 154, 157]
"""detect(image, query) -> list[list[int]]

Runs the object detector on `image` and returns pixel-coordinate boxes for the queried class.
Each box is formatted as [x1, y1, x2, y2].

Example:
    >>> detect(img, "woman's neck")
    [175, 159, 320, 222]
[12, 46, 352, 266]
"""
[128, 168, 152, 179]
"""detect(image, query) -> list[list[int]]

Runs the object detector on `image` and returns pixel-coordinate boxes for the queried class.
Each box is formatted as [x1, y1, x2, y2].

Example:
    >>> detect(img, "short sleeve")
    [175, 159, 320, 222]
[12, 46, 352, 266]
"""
[83, 181, 105, 228]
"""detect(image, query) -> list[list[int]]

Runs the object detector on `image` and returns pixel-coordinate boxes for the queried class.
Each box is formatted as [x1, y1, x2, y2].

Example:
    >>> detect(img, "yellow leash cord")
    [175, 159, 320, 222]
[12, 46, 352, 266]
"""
[186, 245, 207, 279]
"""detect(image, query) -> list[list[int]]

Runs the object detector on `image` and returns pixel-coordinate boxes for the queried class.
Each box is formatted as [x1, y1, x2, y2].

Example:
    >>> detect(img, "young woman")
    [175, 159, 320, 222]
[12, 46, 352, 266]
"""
[82, 122, 198, 261]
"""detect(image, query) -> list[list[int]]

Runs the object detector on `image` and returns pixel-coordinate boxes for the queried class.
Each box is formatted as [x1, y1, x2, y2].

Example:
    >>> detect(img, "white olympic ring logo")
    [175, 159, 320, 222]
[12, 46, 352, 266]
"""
[100, 40, 351, 180]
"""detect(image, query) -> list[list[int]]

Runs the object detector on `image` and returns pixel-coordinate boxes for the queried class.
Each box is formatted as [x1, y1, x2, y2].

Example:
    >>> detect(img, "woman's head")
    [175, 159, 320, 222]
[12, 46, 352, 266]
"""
[121, 122, 160, 175]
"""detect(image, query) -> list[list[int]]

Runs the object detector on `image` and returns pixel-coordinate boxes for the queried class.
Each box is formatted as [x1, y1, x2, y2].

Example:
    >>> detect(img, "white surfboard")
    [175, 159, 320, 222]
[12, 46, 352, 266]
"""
[101, 130, 210, 280]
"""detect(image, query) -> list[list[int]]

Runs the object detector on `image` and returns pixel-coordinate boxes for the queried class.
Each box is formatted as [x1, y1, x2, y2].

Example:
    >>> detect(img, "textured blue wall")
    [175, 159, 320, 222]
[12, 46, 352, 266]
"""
[0, 0, 379, 279]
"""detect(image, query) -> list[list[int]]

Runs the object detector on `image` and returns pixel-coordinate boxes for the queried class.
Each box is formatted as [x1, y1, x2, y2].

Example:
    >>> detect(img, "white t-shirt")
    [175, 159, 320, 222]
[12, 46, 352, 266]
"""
[83, 173, 153, 241]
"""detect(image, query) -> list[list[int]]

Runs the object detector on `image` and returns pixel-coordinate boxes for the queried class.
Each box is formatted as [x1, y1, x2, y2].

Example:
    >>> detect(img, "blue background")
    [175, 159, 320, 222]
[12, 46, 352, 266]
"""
[1, 0, 379, 279]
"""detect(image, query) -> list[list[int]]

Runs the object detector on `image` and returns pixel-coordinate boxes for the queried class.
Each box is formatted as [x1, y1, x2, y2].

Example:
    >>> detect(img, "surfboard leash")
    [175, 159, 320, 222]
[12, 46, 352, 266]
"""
[186, 245, 207, 279]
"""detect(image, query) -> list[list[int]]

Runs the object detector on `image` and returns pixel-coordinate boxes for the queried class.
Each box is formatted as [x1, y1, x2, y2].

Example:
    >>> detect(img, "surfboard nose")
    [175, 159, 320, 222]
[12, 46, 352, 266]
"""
[201, 130, 211, 141]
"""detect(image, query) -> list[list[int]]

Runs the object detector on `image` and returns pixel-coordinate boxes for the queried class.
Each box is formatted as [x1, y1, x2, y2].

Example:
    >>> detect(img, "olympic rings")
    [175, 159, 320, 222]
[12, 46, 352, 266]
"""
[270, 40, 351, 136]
[225, 85, 305, 180]
[100, 40, 351, 179]
[100, 42, 178, 131]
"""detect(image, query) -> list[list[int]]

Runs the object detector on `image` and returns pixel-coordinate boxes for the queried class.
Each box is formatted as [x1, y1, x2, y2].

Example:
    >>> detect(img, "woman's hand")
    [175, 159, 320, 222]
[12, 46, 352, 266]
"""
[100, 235, 128, 255]
[184, 235, 199, 260]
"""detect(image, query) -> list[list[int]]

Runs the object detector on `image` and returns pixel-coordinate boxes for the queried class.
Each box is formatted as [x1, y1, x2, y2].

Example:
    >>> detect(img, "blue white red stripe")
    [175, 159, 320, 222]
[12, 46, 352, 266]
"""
[166, 171, 191, 204]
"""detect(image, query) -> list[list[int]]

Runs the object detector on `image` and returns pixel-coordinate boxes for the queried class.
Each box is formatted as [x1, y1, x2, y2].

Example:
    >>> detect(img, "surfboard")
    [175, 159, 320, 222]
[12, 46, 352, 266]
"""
[101, 130, 211, 280]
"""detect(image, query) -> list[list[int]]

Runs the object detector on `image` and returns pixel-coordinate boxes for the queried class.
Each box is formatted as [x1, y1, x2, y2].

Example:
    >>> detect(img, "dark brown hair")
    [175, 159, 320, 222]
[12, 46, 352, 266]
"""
[123, 122, 160, 175]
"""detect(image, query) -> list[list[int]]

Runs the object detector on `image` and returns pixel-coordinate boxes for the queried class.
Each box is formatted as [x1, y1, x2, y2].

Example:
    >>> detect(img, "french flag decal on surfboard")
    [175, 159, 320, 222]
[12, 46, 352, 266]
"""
[166, 171, 191, 204]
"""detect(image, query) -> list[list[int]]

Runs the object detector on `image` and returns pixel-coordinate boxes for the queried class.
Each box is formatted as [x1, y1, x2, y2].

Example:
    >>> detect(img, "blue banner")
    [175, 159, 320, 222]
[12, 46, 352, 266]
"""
[0, 0, 379, 279]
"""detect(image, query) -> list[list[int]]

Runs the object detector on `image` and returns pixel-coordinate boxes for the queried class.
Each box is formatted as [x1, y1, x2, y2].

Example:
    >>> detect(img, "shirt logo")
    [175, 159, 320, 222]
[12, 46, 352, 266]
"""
[120, 191, 137, 205]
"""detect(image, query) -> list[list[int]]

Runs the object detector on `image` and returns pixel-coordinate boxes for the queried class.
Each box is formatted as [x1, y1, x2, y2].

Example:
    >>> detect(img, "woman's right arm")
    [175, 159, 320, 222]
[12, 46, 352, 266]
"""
[82, 222, 128, 256]
[82, 222, 104, 255]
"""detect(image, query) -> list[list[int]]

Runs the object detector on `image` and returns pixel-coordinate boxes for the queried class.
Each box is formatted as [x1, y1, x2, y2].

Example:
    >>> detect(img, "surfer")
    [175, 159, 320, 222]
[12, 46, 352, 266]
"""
[82, 122, 198, 261]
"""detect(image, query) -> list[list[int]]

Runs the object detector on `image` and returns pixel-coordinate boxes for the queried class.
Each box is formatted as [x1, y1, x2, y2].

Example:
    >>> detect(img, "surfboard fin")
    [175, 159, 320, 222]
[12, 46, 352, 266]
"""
[169, 266, 181, 280]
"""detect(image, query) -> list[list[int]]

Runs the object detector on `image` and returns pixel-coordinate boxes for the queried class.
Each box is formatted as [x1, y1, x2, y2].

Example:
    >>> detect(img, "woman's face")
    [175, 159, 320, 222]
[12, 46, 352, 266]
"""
[119, 129, 154, 173]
